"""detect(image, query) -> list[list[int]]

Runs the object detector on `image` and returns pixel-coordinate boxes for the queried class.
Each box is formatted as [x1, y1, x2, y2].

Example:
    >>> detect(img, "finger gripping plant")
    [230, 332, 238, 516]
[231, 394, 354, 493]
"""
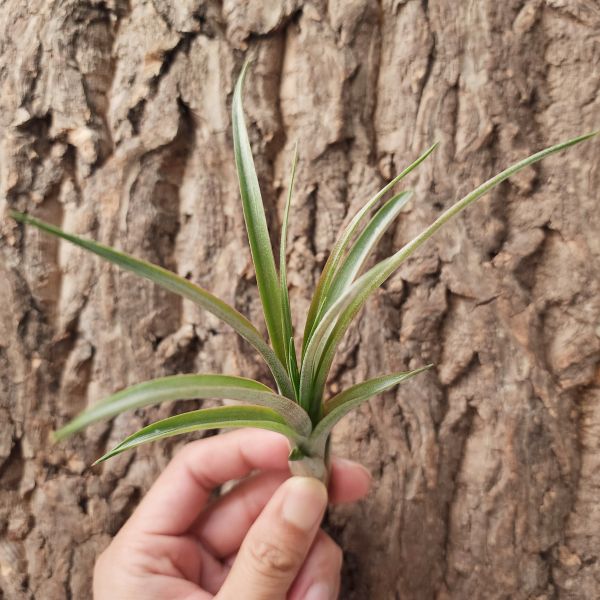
[10, 62, 596, 483]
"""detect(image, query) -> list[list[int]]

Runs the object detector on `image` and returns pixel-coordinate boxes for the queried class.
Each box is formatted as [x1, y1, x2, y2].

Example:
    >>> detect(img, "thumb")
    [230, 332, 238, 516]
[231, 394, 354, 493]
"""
[218, 476, 328, 599]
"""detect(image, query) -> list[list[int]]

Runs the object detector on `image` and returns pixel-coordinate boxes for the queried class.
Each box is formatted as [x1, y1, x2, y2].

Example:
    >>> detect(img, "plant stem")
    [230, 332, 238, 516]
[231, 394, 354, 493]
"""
[288, 438, 331, 484]
[289, 455, 329, 483]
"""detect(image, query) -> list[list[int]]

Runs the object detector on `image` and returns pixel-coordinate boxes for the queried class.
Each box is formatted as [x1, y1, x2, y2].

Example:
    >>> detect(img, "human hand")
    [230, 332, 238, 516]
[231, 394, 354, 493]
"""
[93, 429, 371, 599]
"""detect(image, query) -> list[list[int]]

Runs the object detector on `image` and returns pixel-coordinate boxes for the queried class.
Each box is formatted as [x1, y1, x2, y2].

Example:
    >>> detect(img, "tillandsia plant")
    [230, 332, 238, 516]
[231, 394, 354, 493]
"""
[10, 61, 596, 483]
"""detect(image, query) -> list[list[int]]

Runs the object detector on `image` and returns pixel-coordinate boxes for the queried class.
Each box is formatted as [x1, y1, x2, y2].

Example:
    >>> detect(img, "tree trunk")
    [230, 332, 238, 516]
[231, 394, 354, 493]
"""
[1, 1, 598, 598]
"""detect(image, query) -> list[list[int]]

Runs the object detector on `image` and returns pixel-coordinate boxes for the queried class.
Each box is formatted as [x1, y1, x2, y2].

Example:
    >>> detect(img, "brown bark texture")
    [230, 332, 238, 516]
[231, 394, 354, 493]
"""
[1, 0, 599, 598]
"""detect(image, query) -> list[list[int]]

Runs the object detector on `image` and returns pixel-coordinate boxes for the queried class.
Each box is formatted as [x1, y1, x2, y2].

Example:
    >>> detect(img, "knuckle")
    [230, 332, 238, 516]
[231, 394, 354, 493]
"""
[247, 538, 303, 579]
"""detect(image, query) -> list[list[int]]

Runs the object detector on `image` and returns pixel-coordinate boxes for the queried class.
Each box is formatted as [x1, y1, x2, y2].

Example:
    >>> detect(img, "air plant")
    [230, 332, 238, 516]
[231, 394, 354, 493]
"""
[10, 62, 595, 483]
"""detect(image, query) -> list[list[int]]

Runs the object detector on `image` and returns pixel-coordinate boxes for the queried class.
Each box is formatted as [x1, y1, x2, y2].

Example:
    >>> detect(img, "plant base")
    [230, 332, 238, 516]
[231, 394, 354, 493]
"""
[288, 455, 329, 483]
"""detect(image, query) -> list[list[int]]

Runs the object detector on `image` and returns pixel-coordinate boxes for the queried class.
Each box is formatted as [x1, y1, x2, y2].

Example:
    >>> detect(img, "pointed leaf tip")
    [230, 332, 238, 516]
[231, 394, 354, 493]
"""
[53, 373, 311, 439]
[308, 365, 433, 454]
[233, 57, 287, 364]
[9, 211, 295, 397]
[9, 210, 27, 222]
[302, 142, 438, 359]
[302, 131, 596, 407]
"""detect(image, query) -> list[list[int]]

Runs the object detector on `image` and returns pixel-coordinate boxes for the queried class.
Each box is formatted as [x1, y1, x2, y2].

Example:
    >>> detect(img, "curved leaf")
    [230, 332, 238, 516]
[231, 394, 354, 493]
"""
[319, 190, 413, 317]
[280, 144, 299, 391]
[302, 143, 438, 353]
[302, 191, 414, 422]
[286, 336, 300, 400]
[94, 405, 307, 463]
[54, 374, 312, 441]
[232, 61, 286, 364]
[309, 366, 432, 454]
[10, 211, 296, 399]
[280, 144, 298, 339]
[302, 131, 597, 407]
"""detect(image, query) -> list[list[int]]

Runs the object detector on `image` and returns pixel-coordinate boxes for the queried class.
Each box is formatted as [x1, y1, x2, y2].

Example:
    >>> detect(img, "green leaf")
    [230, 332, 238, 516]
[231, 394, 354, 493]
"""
[54, 374, 312, 441]
[303, 191, 415, 420]
[302, 143, 438, 354]
[280, 143, 299, 385]
[286, 336, 300, 399]
[303, 132, 597, 407]
[232, 60, 286, 365]
[288, 447, 305, 461]
[10, 211, 296, 399]
[94, 405, 307, 463]
[309, 366, 432, 453]
[318, 190, 413, 317]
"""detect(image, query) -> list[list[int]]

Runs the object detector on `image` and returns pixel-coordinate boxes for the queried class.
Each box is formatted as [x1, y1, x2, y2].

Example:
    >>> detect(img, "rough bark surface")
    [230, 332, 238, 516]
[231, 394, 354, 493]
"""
[1, 1, 599, 598]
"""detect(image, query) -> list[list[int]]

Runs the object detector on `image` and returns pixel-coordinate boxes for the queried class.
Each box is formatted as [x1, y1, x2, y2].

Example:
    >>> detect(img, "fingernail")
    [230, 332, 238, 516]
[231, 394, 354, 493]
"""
[304, 581, 334, 600]
[282, 477, 327, 531]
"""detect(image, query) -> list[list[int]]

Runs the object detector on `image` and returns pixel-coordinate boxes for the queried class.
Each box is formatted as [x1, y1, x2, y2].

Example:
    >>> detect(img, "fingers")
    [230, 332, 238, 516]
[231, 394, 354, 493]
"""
[195, 458, 370, 559]
[196, 470, 289, 558]
[124, 429, 290, 536]
[122, 427, 371, 541]
[328, 457, 372, 504]
[288, 530, 342, 600]
[217, 477, 327, 599]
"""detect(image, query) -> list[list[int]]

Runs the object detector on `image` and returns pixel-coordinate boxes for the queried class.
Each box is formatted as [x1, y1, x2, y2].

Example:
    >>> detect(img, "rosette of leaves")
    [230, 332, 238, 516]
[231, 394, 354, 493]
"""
[10, 61, 596, 482]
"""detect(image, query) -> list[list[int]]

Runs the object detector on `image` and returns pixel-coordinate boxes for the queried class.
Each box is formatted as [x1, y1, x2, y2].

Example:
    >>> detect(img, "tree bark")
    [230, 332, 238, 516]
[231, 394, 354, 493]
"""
[1, 1, 599, 598]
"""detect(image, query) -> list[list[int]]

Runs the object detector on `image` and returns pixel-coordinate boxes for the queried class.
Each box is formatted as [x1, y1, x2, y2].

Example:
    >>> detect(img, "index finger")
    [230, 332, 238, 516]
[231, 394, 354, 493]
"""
[123, 429, 291, 536]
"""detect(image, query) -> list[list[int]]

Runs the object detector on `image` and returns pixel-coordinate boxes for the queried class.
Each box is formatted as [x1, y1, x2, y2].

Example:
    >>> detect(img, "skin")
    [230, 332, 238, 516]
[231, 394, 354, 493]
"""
[94, 429, 371, 599]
